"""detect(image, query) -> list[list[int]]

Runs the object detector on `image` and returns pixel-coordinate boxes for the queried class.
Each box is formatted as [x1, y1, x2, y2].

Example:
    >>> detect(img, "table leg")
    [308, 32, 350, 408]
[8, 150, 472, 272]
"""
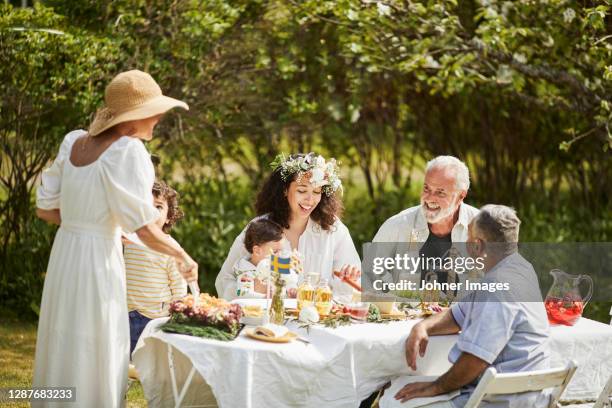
[167, 343, 198, 408]
[177, 366, 197, 406]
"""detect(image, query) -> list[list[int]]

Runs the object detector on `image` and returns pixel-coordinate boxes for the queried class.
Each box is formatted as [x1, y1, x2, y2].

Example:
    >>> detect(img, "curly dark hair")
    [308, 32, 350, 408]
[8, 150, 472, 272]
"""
[254, 155, 343, 231]
[152, 181, 184, 233]
[243, 219, 284, 253]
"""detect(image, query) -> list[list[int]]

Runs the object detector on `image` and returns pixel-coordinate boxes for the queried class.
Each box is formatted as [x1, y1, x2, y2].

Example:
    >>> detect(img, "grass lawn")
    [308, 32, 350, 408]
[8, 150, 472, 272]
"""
[0, 318, 147, 407]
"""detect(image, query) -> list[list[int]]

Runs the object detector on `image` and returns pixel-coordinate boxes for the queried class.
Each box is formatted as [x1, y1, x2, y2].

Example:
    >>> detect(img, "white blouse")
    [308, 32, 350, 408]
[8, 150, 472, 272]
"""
[216, 215, 361, 301]
[36, 130, 159, 232]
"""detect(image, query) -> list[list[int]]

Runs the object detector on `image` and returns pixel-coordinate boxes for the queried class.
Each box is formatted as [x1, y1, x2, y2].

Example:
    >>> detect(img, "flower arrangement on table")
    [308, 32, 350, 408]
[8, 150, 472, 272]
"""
[160, 294, 244, 341]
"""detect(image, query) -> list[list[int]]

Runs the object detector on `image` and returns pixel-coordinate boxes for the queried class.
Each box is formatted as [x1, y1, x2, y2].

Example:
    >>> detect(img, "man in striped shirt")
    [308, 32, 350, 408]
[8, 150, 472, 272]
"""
[124, 181, 187, 356]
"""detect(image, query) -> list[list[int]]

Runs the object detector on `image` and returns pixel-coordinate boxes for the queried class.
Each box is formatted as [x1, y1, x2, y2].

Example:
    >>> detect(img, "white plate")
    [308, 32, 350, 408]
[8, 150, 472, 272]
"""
[241, 315, 265, 326]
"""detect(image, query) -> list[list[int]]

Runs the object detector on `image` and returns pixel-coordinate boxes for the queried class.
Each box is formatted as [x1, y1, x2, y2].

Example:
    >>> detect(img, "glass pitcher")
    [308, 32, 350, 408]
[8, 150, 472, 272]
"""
[544, 269, 593, 326]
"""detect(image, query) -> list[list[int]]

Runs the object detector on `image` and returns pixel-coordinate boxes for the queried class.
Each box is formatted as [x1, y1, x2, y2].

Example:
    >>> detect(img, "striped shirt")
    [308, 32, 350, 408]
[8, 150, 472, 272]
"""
[124, 239, 187, 319]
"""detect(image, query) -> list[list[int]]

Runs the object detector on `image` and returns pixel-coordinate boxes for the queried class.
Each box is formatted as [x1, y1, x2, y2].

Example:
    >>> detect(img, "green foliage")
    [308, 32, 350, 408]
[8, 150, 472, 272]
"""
[1, 1, 611, 324]
[0, 218, 56, 320]
[160, 321, 240, 341]
[0, 3, 120, 254]
[170, 177, 254, 295]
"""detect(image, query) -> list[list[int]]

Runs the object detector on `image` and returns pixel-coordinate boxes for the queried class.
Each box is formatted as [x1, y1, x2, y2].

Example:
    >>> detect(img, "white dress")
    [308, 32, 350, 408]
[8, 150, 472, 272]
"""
[216, 215, 361, 301]
[33, 130, 159, 407]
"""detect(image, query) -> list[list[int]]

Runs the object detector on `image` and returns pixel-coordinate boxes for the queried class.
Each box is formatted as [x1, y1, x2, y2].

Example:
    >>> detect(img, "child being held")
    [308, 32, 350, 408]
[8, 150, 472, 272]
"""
[124, 181, 187, 355]
[233, 218, 285, 299]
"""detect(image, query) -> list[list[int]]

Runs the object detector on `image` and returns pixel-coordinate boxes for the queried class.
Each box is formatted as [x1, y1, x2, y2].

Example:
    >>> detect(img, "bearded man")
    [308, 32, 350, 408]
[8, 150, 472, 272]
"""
[371, 156, 479, 286]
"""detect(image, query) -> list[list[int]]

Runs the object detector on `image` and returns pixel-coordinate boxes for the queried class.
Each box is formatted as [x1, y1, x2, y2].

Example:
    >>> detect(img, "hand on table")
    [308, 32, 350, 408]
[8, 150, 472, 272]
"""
[405, 322, 429, 371]
[394, 380, 442, 403]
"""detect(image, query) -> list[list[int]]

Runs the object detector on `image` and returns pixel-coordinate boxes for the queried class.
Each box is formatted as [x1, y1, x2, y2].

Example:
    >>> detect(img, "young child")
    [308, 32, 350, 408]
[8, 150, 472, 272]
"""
[124, 181, 187, 355]
[233, 218, 285, 299]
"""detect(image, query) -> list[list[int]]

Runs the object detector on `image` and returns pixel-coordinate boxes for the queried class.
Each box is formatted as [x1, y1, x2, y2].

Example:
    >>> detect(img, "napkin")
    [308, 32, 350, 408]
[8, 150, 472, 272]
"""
[379, 376, 460, 408]
[254, 323, 288, 338]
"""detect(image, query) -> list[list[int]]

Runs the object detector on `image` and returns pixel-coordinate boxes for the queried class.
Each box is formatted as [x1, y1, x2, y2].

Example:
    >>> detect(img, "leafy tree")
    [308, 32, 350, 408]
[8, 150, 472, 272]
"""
[0, 4, 119, 249]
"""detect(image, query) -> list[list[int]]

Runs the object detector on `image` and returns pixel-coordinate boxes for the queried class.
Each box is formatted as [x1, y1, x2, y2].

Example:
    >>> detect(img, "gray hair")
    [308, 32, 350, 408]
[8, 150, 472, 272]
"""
[425, 155, 470, 191]
[472, 205, 521, 254]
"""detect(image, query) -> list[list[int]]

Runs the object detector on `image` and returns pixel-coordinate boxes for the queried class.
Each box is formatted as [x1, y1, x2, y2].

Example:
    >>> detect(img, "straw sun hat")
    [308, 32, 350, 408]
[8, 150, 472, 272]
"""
[88, 70, 188, 136]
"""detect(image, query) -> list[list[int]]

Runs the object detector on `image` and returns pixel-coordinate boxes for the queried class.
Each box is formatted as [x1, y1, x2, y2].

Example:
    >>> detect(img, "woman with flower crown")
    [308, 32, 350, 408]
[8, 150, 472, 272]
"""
[216, 152, 361, 301]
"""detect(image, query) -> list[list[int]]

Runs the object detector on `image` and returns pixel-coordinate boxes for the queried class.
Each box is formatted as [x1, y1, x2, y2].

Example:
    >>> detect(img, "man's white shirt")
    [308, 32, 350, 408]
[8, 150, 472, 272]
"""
[366, 203, 479, 285]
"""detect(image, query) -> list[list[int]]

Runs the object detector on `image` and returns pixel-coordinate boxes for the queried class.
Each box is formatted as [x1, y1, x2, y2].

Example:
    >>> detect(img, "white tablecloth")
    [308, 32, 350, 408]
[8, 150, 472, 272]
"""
[133, 316, 612, 408]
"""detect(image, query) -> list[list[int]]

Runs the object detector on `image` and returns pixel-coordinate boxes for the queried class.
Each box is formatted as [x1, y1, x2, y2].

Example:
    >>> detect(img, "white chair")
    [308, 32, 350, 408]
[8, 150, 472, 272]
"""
[464, 360, 577, 408]
[593, 374, 612, 408]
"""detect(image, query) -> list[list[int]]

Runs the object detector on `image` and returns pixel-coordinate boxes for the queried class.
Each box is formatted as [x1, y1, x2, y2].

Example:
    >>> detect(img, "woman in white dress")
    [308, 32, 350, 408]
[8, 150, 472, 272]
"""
[216, 153, 361, 301]
[33, 70, 198, 407]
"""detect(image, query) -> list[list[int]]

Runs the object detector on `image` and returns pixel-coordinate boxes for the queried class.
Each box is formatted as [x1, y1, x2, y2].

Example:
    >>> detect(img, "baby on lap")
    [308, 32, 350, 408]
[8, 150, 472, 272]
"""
[233, 218, 284, 298]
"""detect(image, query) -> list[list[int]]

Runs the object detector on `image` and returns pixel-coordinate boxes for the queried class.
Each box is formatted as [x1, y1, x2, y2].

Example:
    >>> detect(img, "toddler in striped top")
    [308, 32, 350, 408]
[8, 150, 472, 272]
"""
[124, 181, 187, 355]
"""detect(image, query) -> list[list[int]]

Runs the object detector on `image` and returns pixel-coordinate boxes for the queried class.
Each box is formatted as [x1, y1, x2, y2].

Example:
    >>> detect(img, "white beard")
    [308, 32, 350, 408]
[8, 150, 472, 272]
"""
[421, 200, 457, 224]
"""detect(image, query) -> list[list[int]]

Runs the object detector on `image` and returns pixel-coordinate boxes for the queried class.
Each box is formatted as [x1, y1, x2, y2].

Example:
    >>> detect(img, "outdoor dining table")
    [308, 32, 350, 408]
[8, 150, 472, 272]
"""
[132, 300, 612, 408]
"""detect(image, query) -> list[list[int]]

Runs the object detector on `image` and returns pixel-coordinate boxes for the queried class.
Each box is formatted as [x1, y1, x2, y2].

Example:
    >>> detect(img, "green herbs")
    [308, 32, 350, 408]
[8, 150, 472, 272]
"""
[320, 314, 352, 328]
[366, 303, 382, 322]
[160, 322, 242, 341]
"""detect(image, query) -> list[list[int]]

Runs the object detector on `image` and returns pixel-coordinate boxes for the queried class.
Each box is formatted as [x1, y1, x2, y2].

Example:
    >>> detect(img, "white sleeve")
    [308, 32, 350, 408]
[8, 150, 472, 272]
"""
[330, 221, 362, 299]
[368, 215, 402, 289]
[100, 137, 159, 233]
[36, 130, 84, 209]
[373, 216, 398, 242]
[215, 226, 250, 300]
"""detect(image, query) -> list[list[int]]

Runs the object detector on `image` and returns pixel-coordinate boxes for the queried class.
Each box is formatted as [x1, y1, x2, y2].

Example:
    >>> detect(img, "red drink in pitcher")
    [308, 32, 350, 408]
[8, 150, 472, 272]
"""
[544, 297, 584, 326]
[543, 269, 592, 326]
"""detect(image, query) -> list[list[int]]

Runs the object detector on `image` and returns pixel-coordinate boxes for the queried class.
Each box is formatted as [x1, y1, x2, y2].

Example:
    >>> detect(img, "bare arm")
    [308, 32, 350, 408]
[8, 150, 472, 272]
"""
[434, 352, 489, 393]
[394, 352, 489, 402]
[405, 308, 460, 370]
[36, 208, 61, 226]
[136, 223, 198, 282]
[421, 307, 461, 335]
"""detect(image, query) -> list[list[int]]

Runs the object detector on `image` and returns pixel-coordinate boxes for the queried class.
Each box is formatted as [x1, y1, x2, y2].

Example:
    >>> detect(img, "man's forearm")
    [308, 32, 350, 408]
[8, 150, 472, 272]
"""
[434, 353, 489, 394]
[421, 308, 460, 336]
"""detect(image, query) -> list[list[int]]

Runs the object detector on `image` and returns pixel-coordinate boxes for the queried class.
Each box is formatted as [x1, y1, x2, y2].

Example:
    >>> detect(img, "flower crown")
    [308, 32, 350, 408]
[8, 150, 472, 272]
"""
[270, 152, 343, 196]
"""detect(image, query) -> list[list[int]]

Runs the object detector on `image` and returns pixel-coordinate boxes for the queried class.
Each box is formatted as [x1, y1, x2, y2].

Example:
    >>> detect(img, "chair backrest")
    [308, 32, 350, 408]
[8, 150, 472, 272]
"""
[593, 374, 612, 408]
[464, 360, 577, 408]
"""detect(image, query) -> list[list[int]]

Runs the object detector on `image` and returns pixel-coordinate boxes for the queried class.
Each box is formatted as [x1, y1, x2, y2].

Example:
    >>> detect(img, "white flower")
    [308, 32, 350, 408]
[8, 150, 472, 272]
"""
[563, 8, 576, 23]
[310, 168, 326, 186]
[316, 156, 325, 167]
[332, 178, 341, 190]
[377, 3, 391, 16]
